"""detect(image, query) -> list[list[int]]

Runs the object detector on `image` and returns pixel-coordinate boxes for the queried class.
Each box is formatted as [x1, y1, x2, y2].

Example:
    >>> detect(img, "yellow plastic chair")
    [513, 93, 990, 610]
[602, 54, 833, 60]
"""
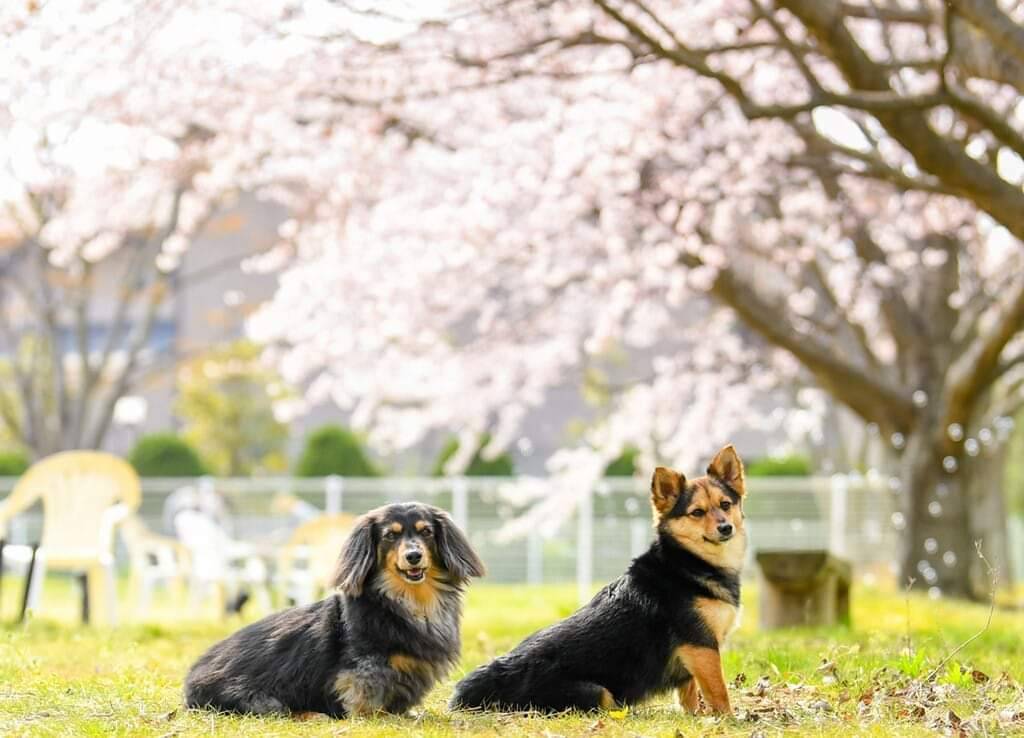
[0, 451, 141, 624]
[276, 514, 356, 605]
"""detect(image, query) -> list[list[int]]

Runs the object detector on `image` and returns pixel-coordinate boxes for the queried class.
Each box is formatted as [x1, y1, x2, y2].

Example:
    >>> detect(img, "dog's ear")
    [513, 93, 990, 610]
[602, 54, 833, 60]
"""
[651, 466, 684, 518]
[333, 513, 378, 597]
[433, 509, 486, 582]
[707, 444, 746, 497]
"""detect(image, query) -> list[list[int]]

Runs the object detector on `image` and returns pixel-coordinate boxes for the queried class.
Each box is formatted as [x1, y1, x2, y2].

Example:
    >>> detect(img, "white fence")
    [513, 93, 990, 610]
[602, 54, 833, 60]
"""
[0, 473, 922, 595]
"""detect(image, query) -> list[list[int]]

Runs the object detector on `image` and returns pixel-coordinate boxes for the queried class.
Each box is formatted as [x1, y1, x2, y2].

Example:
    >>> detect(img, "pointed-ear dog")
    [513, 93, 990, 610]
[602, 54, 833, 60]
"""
[184, 502, 485, 717]
[451, 445, 747, 715]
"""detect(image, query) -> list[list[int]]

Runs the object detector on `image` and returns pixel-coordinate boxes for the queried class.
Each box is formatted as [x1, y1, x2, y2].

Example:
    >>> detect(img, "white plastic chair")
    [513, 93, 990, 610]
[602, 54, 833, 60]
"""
[0, 451, 140, 624]
[173, 506, 272, 616]
[118, 514, 189, 618]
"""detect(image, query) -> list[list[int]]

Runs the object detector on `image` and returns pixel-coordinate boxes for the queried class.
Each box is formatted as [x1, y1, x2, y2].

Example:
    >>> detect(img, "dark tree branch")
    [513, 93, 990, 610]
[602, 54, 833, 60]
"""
[994, 351, 1024, 381]
[677, 251, 915, 430]
[85, 277, 168, 450]
[949, 0, 1024, 68]
[839, 1, 934, 24]
[947, 276, 1024, 421]
[778, 0, 1024, 241]
[944, 81, 1024, 158]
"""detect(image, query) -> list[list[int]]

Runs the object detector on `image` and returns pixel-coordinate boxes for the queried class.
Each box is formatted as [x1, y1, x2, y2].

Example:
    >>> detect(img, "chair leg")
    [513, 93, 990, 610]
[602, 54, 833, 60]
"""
[104, 564, 118, 626]
[25, 551, 45, 613]
[85, 564, 115, 626]
[19, 545, 40, 624]
[1, 539, 6, 615]
[79, 572, 90, 625]
[138, 574, 155, 619]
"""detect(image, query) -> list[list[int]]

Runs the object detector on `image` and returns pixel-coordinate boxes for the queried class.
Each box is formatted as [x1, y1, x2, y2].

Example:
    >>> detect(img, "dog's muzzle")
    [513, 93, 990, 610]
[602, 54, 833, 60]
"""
[399, 567, 426, 583]
[399, 549, 426, 583]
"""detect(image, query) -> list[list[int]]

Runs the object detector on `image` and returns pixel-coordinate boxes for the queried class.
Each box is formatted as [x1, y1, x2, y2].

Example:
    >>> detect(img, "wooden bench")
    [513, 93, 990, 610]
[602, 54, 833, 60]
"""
[756, 550, 852, 629]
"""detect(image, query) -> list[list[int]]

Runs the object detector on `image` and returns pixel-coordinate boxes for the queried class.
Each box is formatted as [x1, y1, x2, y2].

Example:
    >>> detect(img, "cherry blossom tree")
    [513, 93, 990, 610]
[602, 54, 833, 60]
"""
[250, 0, 1024, 599]
[0, 0, 317, 456]
[5, 0, 1022, 598]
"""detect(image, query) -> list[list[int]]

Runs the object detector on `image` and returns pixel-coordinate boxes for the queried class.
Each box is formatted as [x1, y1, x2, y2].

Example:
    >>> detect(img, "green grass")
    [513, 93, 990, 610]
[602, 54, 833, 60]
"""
[1, 578, 1023, 736]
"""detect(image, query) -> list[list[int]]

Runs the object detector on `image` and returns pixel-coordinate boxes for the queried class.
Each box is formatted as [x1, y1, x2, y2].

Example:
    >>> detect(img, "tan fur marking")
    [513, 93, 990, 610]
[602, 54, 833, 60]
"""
[677, 677, 700, 714]
[389, 653, 430, 675]
[695, 597, 740, 645]
[389, 522, 403, 533]
[414, 520, 428, 532]
[598, 687, 616, 710]
[378, 566, 444, 619]
[676, 645, 732, 715]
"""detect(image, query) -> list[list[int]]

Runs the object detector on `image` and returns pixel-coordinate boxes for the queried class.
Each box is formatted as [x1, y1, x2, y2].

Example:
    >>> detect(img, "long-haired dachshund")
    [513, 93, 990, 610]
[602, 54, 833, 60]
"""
[184, 502, 485, 717]
[451, 445, 747, 715]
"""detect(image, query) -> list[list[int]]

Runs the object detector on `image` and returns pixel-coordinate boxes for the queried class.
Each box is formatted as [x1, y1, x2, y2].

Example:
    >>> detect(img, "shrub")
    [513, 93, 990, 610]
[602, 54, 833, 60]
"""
[745, 454, 812, 477]
[294, 425, 380, 477]
[0, 449, 30, 476]
[432, 434, 515, 477]
[604, 447, 639, 477]
[128, 433, 208, 477]
[176, 340, 290, 476]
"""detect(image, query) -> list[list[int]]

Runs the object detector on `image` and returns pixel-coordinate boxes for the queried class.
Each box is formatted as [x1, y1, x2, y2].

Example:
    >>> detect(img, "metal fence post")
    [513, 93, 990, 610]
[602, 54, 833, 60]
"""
[325, 475, 343, 514]
[452, 478, 469, 533]
[629, 518, 649, 559]
[830, 473, 849, 558]
[527, 530, 543, 585]
[577, 485, 593, 605]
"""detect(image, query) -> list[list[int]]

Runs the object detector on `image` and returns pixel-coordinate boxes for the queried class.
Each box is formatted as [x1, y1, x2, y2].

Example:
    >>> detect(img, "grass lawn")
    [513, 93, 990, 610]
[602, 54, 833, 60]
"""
[1, 578, 1023, 736]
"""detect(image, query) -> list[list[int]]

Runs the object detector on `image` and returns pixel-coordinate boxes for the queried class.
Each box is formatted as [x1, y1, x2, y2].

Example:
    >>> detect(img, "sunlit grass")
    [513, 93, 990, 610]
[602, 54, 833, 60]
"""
[1, 577, 1022, 736]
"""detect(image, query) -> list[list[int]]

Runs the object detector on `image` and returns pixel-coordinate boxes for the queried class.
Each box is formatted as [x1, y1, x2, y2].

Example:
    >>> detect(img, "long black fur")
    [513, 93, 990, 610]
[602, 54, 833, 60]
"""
[184, 502, 484, 717]
[450, 505, 741, 712]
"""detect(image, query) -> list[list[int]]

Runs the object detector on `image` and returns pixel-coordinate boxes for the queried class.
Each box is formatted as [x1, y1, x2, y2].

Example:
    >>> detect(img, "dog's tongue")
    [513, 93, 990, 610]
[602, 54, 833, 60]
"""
[406, 567, 424, 578]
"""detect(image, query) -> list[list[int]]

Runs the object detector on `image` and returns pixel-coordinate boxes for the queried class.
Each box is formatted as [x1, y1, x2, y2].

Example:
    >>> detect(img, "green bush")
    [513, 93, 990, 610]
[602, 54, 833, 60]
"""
[0, 449, 30, 476]
[604, 446, 639, 477]
[294, 425, 380, 477]
[432, 433, 514, 477]
[745, 454, 812, 477]
[128, 433, 208, 477]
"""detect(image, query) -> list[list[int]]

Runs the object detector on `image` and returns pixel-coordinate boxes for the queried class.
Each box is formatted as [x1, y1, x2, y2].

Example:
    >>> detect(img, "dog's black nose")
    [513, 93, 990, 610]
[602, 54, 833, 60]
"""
[717, 523, 733, 537]
[405, 550, 423, 565]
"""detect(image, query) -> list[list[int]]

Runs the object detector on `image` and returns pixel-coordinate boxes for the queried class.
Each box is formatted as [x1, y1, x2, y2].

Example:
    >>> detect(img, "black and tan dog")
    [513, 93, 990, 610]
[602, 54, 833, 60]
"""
[451, 445, 747, 715]
[184, 502, 485, 717]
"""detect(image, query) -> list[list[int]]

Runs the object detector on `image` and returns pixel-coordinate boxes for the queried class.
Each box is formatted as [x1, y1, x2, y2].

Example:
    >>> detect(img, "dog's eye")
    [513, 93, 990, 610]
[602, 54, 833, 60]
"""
[383, 530, 398, 540]
[690, 509, 705, 518]
[721, 501, 732, 511]
[419, 527, 433, 537]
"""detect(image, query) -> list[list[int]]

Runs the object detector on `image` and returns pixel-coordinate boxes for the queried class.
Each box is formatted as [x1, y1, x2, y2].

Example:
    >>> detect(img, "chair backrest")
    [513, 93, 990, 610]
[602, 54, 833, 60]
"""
[7, 451, 141, 562]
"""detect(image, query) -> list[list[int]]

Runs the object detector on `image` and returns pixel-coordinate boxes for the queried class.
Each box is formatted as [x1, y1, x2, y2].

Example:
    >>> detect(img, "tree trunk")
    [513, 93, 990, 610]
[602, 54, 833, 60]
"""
[964, 443, 1013, 593]
[900, 429, 985, 600]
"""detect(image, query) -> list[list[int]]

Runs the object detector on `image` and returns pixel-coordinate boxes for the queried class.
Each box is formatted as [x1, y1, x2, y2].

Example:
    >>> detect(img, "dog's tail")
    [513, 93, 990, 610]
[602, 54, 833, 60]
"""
[449, 662, 506, 711]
